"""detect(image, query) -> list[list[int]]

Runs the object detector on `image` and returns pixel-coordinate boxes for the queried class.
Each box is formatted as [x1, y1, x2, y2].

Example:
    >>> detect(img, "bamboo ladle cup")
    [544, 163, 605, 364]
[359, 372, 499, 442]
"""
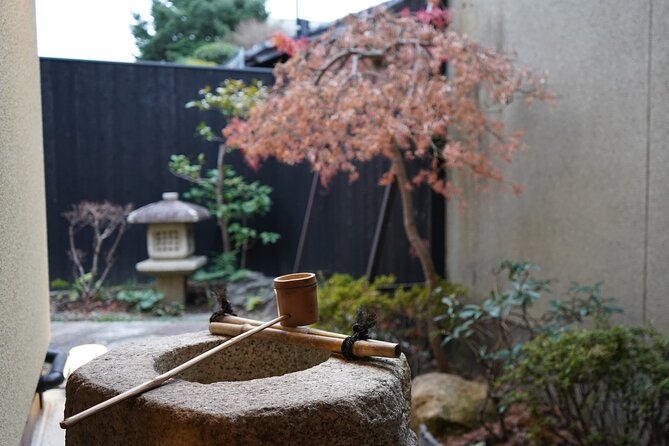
[61, 272, 319, 429]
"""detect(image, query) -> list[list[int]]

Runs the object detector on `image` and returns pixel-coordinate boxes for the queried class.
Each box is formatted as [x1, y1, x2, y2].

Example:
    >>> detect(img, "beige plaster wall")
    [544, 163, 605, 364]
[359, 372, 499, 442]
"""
[0, 1, 50, 444]
[448, 0, 667, 325]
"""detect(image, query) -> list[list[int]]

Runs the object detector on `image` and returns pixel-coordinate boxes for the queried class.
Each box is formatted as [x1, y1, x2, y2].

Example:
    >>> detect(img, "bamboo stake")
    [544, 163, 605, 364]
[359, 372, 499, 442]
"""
[61, 314, 288, 429]
[209, 322, 400, 358]
[216, 314, 397, 348]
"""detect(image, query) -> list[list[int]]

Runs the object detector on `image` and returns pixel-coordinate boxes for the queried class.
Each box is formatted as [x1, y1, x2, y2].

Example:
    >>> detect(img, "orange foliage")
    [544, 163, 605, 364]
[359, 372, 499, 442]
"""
[226, 7, 552, 199]
[269, 33, 308, 56]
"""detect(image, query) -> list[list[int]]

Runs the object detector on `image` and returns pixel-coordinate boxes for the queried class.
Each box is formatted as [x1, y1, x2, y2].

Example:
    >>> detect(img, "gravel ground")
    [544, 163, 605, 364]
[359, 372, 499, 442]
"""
[49, 314, 211, 352]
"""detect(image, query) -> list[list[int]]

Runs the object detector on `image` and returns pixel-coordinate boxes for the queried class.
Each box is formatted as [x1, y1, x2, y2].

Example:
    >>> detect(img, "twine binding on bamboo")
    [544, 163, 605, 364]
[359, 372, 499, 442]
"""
[209, 286, 237, 322]
[341, 307, 377, 360]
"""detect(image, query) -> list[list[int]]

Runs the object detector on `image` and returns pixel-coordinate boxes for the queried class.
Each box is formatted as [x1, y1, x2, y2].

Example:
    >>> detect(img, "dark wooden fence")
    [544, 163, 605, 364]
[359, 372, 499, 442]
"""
[40, 58, 444, 285]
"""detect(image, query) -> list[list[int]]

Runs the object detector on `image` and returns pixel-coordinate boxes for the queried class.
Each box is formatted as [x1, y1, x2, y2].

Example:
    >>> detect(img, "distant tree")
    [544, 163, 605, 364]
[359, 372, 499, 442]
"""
[132, 0, 268, 62]
[191, 41, 239, 64]
[226, 6, 552, 370]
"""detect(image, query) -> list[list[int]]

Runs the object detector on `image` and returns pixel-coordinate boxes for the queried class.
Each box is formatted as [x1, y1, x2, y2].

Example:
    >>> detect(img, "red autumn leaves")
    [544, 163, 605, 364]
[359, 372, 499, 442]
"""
[225, 6, 552, 200]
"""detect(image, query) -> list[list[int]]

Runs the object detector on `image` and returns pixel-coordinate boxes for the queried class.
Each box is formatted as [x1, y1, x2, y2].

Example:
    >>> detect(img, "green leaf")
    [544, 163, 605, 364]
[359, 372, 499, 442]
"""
[441, 296, 454, 306]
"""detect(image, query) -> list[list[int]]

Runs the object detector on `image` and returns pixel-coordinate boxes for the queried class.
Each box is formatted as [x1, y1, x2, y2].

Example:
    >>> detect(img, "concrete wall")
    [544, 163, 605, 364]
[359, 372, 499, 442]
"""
[0, 1, 50, 444]
[448, 0, 667, 325]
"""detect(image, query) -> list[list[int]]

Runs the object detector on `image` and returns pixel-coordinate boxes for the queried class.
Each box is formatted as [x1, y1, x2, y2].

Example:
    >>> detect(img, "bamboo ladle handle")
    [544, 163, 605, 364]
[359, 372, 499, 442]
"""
[60, 314, 288, 429]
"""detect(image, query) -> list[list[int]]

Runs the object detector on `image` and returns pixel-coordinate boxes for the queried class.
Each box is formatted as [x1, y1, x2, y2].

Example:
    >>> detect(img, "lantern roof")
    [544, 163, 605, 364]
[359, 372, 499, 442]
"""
[127, 192, 210, 224]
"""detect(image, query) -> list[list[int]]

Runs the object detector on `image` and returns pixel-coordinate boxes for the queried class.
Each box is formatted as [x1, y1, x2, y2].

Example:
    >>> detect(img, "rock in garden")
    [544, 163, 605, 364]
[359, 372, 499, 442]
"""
[226, 270, 275, 307]
[410, 373, 488, 437]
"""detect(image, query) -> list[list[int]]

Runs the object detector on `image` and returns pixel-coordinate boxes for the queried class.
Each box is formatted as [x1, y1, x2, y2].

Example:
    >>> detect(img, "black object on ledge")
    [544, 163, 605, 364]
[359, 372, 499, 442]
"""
[37, 349, 68, 407]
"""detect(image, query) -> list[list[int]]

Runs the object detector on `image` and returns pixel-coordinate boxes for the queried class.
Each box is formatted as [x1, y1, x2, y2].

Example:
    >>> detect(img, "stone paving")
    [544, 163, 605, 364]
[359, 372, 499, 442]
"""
[49, 314, 210, 351]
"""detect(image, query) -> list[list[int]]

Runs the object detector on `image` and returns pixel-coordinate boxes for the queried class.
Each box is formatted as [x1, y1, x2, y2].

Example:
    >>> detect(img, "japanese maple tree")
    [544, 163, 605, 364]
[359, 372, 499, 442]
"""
[226, 6, 551, 367]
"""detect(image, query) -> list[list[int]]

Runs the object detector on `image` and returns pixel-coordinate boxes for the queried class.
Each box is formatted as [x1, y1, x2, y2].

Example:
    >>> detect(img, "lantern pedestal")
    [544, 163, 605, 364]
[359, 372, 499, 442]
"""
[136, 256, 206, 304]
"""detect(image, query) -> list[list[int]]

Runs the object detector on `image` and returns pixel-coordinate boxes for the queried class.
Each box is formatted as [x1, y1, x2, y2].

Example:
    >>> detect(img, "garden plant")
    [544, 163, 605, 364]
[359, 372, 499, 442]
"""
[226, 5, 552, 369]
[61, 201, 133, 300]
[170, 79, 279, 273]
[132, 0, 267, 63]
[439, 261, 628, 444]
[317, 273, 466, 374]
[115, 288, 184, 317]
[505, 326, 669, 446]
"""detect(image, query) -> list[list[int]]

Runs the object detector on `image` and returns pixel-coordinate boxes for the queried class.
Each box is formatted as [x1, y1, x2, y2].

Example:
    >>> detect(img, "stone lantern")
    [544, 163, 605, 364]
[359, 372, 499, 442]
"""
[127, 192, 210, 304]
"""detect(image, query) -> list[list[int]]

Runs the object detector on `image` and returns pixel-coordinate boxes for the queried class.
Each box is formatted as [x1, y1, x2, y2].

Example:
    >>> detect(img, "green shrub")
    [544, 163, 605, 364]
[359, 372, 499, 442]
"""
[316, 273, 466, 373]
[438, 262, 620, 367]
[116, 289, 164, 313]
[192, 41, 239, 64]
[153, 302, 185, 317]
[504, 327, 669, 446]
[50, 278, 70, 290]
[176, 57, 218, 66]
[316, 273, 393, 333]
[116, 289, 185, 317]
[436, 260, 622, 440]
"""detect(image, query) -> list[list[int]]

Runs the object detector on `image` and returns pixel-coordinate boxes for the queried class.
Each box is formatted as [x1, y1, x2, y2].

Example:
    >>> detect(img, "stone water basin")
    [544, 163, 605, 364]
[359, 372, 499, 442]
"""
[64, 331, 416, 445]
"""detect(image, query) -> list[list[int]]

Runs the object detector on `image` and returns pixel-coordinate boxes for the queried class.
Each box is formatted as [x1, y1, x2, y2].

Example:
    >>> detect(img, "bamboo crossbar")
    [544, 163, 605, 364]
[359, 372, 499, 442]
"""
[215, 314, 349, 338]
[209, 322, 400, 358]
[215, 315, 397, 348]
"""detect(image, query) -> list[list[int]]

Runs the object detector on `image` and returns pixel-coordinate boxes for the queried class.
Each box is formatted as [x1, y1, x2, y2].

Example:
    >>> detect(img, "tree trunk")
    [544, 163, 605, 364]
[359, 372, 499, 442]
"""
[240, 218, 248, 269]
[216, 143, 232, 254]
[390, 145, 450, 372]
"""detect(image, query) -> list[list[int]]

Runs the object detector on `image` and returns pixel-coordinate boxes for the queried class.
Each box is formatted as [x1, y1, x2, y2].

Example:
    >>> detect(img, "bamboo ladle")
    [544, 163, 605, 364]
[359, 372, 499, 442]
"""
[61, 272, 319, 429]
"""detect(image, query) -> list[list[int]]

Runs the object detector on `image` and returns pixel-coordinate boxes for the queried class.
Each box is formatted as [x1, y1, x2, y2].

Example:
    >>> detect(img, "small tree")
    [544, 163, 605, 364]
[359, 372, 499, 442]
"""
[169, 79, 279, 269]
[226, 6, 551, 369]
[62, 201, 133, 299]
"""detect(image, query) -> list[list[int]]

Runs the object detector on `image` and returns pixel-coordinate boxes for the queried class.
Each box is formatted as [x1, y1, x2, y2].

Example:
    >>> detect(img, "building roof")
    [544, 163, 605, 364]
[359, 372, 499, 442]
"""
[244, 0, 426, 68]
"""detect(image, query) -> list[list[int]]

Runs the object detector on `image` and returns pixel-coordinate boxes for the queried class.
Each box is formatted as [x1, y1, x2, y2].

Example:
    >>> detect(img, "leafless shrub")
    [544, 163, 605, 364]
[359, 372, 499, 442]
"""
[62, 201, 133, 299]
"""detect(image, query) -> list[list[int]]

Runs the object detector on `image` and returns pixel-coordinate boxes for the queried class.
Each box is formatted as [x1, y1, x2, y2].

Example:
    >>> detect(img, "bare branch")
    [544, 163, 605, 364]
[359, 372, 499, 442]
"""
[62, 201, 132, 299]
[315, 48, 385, 85]
[169, 171, 211, 187]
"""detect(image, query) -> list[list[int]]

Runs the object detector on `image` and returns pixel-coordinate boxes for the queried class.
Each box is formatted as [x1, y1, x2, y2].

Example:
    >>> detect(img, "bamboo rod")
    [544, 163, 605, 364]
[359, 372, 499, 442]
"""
[216, 314, 397, 348]
[61, 314, 288, 429]
[209, 322, 400, 358]
[216, 314, 348, 338]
